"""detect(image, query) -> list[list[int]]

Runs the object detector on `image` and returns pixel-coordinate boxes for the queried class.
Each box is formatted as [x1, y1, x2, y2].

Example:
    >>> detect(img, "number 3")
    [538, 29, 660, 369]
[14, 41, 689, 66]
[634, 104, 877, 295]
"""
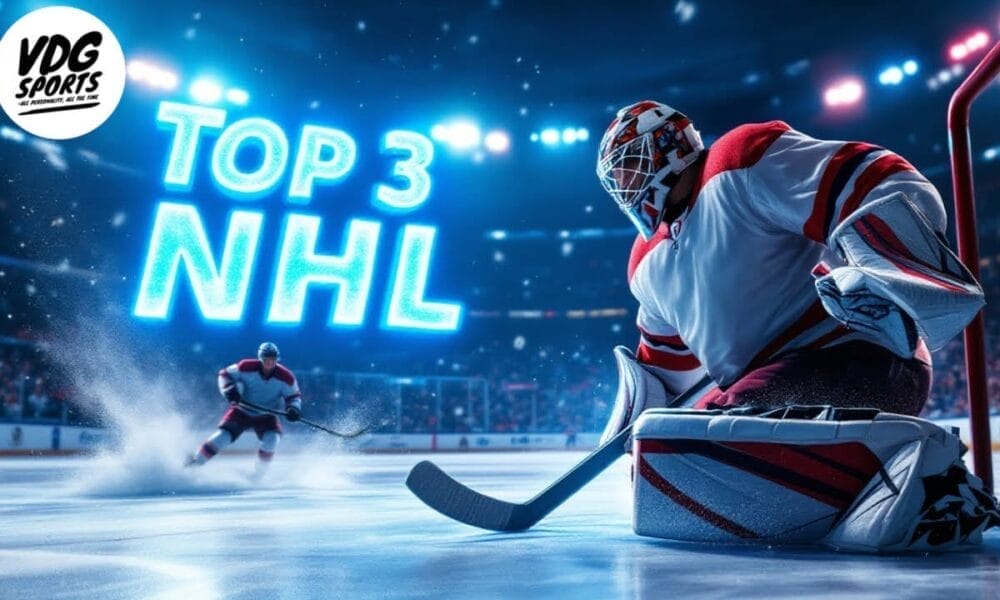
[373, 130, 433, 213]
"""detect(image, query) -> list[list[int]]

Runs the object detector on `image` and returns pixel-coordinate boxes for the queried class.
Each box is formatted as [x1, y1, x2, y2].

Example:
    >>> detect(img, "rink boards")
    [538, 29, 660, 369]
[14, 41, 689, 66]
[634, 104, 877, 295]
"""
[0, 416, 995, 455]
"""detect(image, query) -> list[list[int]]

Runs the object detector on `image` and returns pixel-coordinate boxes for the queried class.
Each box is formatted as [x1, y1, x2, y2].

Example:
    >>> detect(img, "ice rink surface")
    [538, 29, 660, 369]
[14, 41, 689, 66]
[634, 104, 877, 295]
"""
[1, 450, 999, 600]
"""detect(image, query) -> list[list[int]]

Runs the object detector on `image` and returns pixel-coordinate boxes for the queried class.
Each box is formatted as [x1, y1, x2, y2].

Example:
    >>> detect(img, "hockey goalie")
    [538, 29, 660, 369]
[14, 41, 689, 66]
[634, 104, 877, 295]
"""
[595, 101, 999, 552]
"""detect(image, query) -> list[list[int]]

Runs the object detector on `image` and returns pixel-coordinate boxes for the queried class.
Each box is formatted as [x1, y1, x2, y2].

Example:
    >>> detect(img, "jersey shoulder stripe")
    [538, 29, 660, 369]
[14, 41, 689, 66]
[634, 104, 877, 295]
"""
[700, 120, 791, 179]
[273, 364, 296, 386]
[627, 121, 791, 282]
[836, 152, 916, 224]
[803, 142, 881, 243]
[237, 359, 261, 372]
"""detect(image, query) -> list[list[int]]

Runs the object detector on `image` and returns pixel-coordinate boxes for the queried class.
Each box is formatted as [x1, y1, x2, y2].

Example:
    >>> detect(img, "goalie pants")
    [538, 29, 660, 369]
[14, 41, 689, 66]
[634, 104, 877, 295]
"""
[694, 340, 931, 416]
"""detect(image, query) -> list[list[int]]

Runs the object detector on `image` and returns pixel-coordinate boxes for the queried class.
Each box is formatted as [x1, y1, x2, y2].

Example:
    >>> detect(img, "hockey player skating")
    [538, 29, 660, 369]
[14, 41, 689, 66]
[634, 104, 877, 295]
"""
[186, 342, 301, 478]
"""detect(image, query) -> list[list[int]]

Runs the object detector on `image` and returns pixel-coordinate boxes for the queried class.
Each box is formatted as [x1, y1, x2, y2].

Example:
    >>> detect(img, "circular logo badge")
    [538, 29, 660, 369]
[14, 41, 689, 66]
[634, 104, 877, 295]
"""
[0, 6, 126, 140]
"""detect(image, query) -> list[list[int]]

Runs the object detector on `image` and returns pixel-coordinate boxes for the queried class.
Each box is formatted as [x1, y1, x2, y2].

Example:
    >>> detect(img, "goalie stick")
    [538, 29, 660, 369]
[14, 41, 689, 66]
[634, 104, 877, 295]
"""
[236, 399, 375, 439]
[405, 373, 714, 531]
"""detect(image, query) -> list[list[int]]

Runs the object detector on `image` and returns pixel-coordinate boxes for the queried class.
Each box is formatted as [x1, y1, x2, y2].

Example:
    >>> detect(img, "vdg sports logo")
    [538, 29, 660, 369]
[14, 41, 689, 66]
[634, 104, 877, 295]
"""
[0, 6, 125, 140]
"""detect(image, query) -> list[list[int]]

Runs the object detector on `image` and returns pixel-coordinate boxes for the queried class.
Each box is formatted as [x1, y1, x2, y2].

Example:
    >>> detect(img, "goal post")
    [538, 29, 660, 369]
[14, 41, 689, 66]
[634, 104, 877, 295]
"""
[948, 40, 1000, 492]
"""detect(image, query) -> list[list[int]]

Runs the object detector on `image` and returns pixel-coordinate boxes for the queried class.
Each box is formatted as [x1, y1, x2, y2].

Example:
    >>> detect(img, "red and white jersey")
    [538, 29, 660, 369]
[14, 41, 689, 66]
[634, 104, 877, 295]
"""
[629, 121, 945, 391]
[217, 359, 302, 415]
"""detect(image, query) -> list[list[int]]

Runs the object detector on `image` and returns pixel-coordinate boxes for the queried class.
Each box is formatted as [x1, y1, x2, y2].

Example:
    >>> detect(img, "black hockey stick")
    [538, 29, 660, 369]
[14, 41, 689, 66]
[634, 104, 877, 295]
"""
[405, 373, 714, 531]
[236, 400, 375, 439]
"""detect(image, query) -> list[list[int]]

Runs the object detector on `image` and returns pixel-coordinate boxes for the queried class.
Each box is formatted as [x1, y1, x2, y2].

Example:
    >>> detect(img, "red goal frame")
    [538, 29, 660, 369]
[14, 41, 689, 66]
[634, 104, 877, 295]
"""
[948, 40, 1000, 492]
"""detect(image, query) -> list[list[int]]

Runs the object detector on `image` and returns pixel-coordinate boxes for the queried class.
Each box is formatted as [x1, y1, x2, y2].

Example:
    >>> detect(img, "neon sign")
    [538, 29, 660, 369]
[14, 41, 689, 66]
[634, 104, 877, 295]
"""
[134, 101, 463, 332]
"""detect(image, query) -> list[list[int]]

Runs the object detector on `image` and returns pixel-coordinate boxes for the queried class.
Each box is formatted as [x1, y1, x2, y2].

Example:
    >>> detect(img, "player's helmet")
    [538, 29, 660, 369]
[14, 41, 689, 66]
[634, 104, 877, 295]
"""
[596, 101, 704, 240]
[257, 342, 280, 361]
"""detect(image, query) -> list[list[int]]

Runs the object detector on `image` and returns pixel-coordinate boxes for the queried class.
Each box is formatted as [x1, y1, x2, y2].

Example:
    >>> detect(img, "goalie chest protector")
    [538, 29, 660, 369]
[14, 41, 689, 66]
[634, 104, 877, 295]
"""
[630, 407, 995, 551]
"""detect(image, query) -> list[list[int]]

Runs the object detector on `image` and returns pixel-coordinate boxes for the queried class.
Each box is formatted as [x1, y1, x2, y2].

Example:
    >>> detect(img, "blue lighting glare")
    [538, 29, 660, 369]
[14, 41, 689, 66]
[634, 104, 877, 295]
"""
[211, 117, 289, 198]
[134, 203, 263, 321]
[289, 125, 357, 203]
[384, 225, 462, 332]
[373, 130, 434, 212]
[878, 66, 904, 86]
[540, 128, 560, 145]
[267, 216, 381, 326]
[190, 77, 224, 104]
[225, 88, 250, 105]
[157, 102, 226, 190]
[902, 60, 918, 75]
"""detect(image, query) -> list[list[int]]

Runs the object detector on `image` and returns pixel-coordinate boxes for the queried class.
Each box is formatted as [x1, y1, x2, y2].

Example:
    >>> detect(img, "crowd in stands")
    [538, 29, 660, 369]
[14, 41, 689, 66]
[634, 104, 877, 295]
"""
[2, 316, 999, 432]
[0, 344, 72, 422]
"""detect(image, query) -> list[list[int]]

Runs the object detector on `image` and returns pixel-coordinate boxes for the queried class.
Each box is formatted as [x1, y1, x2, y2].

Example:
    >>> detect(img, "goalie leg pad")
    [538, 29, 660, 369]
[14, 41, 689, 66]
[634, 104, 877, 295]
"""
[631, 406, 998, 552]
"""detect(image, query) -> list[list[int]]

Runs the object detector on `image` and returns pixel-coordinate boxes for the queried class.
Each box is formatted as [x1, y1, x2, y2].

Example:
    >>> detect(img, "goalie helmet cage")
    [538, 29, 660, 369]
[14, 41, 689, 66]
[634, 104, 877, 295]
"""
[949, 40, 1000, 492]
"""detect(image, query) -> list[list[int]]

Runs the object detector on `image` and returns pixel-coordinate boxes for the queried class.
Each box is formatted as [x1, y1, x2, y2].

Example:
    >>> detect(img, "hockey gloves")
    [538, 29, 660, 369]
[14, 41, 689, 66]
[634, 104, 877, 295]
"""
[223, 386, 241, 405]
[285, 405, 301, 421]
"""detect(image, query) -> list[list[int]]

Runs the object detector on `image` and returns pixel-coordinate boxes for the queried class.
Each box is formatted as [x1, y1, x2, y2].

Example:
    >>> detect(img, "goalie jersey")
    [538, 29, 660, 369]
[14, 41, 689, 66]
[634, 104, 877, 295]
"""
[628, 121, 948, 390]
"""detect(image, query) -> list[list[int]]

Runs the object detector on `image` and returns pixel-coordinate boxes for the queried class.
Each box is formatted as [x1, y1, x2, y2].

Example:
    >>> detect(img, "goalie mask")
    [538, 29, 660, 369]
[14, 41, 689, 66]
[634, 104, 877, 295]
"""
[597, 101, 704, 240]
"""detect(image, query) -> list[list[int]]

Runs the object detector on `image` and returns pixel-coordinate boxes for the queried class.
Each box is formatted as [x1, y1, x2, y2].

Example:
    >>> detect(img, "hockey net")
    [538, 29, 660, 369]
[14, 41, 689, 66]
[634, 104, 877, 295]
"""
[948, 40, 1000, 492]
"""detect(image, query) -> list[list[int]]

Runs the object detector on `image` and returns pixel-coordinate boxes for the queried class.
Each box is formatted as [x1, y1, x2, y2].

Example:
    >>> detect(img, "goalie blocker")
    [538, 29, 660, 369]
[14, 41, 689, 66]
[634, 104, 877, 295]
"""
[631, 406, 999, 552]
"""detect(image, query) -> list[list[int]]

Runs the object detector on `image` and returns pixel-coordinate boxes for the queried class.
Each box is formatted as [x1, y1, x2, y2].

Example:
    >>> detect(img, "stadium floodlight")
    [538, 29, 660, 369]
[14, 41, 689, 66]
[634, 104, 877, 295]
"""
[428, 120, 481, 151]
[0, 126, 26, 143]
[225, 88, 250, 106]
[576, 128, 590, 141]
[902, 60, 918, 75]
[127, 59, 179, 91]
[985, 147, 998, 161]
[950, 43, 969, 61]
[488, 230, 507, 240]
[446, 121, 481, 150]
[189, 77, 223, 104]
[430, 124, 449, 142]
[823, 78, 864, 107]
[878, 66, 904, 86]
[530, 132, 539, 142]
[540, 128, 560, 145]
[966, 31, 990, 51]
[561, 128, 578, 144]
[484, 130, 511, 153]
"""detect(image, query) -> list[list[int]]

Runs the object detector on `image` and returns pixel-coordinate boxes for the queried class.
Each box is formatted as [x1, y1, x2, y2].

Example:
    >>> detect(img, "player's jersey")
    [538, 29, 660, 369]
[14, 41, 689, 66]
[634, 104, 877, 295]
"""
[629, 121, 945, 390]
[217, 359, 302, 416]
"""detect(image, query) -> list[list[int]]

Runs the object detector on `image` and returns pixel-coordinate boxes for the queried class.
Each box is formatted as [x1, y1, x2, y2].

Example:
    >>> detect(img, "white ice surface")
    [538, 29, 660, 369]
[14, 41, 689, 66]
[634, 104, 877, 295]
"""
[1, 451, 999, 600]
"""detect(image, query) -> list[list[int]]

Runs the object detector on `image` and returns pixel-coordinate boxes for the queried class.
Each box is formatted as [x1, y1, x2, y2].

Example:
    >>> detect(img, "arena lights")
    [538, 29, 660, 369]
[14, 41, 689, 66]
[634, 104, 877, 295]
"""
[877, 58, 920, 86]
[225, 88, 250, 106]
[136, 101, 462, 332]
[533, 127, 589, 146]
[927, 64, 965, 91]
[822, 78, 864, 108]
[949, 30, 991, 62]
[878, 67, 904, 86]
[127, 59, 179, 91]
[189, 77, 223, 104]
[483, 130, 511, 154]
[430, 120, 481, 152]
